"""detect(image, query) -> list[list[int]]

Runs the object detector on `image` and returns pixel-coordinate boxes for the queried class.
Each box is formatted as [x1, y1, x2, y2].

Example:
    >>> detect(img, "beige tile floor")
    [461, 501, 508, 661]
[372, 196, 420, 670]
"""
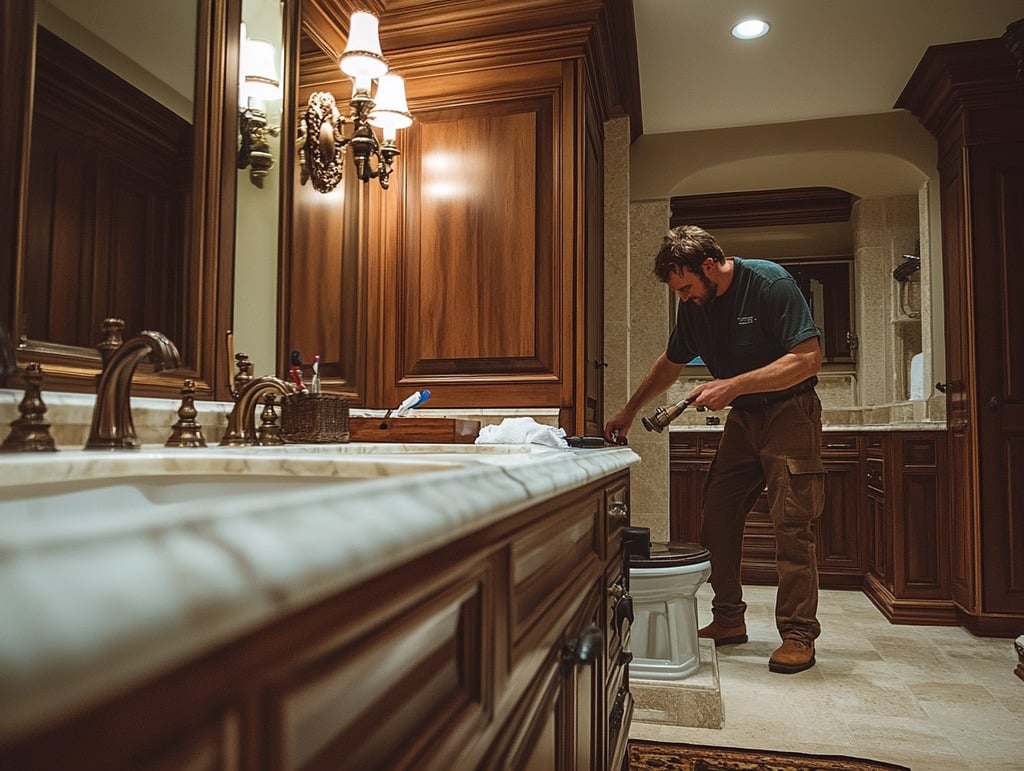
[629, 584, 1024, 770]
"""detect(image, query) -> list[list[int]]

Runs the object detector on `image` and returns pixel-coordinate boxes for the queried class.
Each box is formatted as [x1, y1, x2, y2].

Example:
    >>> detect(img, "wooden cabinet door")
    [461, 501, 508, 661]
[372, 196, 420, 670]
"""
[668, 460, 708, 544]
[866, 476, 888, 590]
[815, 457, 864, 584]
[939, 145, 979, 614]
[967, 142, 1024, 618]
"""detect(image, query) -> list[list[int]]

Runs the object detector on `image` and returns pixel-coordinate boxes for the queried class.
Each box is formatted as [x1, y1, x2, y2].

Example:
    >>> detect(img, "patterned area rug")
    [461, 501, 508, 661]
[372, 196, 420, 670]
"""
[628, 741, 909, 770]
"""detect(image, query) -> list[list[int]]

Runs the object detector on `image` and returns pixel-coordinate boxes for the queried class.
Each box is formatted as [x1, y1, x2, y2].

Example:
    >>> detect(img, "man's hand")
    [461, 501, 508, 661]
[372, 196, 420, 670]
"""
[688, 380, 738, 412]
[604, 412, 633, 444]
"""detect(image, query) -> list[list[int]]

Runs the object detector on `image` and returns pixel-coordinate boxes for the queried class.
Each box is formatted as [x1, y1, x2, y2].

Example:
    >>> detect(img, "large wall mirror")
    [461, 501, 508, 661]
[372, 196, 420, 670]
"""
[1, 0, 241, 399]
[672, 187, 857, 366]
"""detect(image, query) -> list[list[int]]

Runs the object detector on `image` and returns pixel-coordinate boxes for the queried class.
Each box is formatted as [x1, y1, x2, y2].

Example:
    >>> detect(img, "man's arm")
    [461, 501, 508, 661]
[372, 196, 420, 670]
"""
[603, 353, 684, 441]
[689, 337, 822, 411]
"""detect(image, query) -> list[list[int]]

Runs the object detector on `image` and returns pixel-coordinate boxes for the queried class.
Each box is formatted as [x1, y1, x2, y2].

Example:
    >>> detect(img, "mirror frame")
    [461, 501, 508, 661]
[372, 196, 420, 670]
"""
[0, 0, 241, 401]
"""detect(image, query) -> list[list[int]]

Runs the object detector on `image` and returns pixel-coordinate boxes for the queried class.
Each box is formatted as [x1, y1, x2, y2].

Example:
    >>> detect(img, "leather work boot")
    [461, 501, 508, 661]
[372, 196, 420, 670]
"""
[769, 638, 816, 673]
[697, 619, 748, 646]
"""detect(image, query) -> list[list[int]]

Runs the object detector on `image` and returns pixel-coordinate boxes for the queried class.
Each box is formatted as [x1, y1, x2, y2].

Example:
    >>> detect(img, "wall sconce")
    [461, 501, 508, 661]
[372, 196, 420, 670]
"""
[237, 26, 282, 189]
[299, 10, 412, 193]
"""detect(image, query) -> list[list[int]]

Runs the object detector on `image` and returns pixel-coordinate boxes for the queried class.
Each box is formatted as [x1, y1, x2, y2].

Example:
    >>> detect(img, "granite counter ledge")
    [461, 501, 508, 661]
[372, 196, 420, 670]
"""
[0, 443, 640, 742]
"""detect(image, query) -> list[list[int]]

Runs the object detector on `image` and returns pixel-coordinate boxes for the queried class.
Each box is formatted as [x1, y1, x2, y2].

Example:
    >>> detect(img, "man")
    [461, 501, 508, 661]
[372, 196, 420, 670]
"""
[604, 225, 824, 674]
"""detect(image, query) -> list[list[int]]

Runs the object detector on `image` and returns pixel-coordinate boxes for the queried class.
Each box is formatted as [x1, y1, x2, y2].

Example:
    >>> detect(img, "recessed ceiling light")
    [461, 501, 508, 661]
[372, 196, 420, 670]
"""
[732, 19, 770, 40]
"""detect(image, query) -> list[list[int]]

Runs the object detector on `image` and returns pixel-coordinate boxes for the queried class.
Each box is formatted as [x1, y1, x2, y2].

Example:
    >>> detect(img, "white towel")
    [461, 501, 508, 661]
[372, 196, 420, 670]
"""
[474, 417, 569, 448]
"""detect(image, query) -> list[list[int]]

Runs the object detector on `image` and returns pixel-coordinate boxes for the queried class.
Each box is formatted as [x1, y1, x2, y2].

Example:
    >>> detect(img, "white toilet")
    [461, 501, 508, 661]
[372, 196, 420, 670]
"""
[629, 541, 712, 680]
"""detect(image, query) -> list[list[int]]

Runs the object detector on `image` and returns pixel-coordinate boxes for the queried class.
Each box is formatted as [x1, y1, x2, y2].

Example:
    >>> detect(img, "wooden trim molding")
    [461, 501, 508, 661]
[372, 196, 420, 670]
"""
[670, 187, 856, 230]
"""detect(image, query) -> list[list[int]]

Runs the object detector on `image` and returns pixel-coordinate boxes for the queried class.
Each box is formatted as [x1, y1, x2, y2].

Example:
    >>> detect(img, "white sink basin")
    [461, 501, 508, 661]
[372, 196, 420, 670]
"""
[0, 450, 469, 518]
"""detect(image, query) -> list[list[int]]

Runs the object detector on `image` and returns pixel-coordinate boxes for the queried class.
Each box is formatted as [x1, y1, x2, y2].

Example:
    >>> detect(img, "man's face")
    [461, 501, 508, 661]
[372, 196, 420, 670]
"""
[667, 263, 715, 306]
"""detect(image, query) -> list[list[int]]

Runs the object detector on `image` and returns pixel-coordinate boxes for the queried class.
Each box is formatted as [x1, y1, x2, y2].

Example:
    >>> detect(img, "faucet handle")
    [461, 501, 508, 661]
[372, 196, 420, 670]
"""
[256, 393, 284, 446]
[231, 352, 254, 401]
[165, 379, 207, 448]
[1, 362, 58, 453]
[97, 318, 126, 366]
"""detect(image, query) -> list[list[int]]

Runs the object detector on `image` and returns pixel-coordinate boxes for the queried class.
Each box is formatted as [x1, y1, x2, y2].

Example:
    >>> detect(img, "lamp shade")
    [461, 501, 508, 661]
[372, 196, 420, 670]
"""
[340, 11, 388, 80]
[242, 38, 280, 102]
[369, 74, 413, 132]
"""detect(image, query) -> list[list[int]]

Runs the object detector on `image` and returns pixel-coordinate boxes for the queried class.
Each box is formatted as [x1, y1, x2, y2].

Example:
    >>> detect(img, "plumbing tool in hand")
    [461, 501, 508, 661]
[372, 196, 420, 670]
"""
[641, 396, 694, 433]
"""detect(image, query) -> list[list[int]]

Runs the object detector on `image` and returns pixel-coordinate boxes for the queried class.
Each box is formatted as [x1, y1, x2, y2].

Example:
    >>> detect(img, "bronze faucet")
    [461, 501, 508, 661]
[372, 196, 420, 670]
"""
[85, 320, 182, 450]
[220, 375, 296, 446]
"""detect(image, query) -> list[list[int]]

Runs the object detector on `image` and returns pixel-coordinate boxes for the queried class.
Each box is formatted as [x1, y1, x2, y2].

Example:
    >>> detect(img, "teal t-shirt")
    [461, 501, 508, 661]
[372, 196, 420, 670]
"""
[666, 257, 820, 378]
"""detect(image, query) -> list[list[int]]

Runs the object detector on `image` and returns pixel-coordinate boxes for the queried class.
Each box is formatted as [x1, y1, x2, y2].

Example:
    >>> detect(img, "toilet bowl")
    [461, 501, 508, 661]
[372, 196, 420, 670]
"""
[629, 541, 712, 681]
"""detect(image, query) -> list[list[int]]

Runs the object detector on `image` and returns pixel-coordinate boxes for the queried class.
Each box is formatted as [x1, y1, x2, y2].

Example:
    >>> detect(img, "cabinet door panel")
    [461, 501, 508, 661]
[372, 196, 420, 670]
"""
[815, 459, 863, 575]
[270, 578, 485, 771]
[969, 142, 1024, 616]
[377, 61, 573, 412]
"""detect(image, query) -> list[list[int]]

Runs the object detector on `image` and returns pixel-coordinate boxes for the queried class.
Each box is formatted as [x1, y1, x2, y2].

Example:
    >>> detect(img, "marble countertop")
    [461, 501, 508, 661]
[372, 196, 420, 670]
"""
[668, 422, 947, 432]
[0, 442, 640, 741]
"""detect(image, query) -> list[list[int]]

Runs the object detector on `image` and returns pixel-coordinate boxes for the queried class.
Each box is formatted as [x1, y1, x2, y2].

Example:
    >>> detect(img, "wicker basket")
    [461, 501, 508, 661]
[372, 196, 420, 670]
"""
[280, 393, 350, 443]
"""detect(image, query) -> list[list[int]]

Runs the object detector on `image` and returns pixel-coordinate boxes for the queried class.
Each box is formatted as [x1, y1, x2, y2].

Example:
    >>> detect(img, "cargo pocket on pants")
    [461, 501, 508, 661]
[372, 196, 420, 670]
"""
[784, 457, 825, 521]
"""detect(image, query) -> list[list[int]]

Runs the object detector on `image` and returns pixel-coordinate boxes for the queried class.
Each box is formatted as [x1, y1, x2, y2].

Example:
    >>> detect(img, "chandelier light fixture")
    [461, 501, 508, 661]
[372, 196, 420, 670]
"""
[299, 11, 413, 192]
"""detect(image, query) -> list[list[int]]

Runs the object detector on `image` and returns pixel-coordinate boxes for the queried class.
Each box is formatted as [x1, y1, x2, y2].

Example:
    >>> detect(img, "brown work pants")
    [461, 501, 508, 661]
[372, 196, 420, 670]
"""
[700, 390, 825, 642]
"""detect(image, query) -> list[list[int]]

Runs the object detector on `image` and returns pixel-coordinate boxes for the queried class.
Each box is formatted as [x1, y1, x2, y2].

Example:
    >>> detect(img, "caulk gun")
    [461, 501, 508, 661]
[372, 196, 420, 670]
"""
[641, 396, 694, 433]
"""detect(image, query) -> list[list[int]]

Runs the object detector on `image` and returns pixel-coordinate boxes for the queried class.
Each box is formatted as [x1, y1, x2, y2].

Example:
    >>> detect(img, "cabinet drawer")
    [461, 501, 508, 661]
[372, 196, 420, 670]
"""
[271, 574, 487, 771]
[511, 494, 600, 644]
[669, 434, 700, 457]
[698, 433, 722, 457]
[822, 434, 860, 455]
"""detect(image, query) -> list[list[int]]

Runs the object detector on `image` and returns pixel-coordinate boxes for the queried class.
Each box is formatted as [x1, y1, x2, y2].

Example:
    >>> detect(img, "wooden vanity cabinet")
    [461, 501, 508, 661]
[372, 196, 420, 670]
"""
[1, 471, 634, 771]
[669, 429, 955, 625]
[669, 431, 866, 588]
[863, 432, 955, 625]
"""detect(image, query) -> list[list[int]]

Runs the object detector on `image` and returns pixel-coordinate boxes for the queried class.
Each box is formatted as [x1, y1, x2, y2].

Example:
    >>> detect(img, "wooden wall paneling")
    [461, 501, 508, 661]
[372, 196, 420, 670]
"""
[376, 60, 572, 411]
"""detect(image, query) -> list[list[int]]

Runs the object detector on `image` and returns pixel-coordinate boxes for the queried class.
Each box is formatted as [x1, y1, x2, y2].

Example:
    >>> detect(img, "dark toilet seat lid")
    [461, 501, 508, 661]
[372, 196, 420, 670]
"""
[631, 541, 711, 569]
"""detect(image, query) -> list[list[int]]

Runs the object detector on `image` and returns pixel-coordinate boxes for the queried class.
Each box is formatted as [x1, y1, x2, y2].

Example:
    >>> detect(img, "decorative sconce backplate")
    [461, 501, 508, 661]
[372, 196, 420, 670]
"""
[299, 92, 346, 194]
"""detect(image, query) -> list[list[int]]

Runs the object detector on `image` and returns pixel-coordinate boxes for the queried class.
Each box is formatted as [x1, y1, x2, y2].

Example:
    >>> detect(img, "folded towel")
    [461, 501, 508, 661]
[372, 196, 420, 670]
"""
[475, 417, 569, 448]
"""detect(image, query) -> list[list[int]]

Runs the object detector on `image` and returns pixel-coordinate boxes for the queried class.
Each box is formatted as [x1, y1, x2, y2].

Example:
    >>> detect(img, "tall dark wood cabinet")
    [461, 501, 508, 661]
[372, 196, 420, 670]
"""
[897, 35, 1024, 636]
[284, 1, 639, 435]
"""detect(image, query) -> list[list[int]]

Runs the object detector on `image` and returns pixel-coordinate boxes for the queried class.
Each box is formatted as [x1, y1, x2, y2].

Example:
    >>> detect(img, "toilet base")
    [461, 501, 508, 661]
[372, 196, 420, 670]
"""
[630, 639, 723, 729]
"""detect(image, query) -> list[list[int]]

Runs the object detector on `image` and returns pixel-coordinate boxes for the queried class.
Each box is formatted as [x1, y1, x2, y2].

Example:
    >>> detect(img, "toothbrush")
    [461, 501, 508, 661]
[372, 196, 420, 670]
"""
[395, 389, 430, 417]
[289, 349, 307, 392]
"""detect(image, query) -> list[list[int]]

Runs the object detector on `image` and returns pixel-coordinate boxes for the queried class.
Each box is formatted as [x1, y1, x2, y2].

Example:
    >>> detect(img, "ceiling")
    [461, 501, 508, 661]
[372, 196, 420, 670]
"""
[633, 0, 1024, 135]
